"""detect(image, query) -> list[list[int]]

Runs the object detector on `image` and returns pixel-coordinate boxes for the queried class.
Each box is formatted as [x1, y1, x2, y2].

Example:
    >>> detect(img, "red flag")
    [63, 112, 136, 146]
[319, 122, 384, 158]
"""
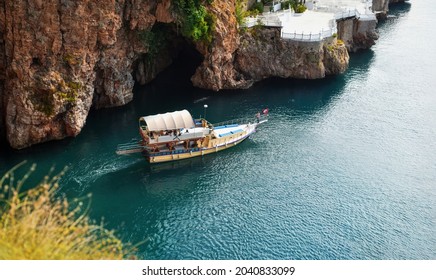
[262, 108, 269, 115]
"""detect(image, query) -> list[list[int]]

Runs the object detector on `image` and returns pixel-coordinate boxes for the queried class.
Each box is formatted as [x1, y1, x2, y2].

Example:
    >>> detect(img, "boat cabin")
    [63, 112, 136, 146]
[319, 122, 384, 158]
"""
[138, 110, 212, 146]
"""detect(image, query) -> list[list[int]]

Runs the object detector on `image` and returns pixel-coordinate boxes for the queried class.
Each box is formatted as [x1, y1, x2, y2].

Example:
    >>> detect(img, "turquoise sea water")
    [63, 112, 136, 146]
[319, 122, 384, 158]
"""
[1, 2, 435, 259]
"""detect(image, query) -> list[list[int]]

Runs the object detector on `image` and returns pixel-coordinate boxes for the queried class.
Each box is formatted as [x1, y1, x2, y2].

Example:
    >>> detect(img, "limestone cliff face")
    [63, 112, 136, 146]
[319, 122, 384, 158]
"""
[337, 18, 379, 52]
[0, 0, 171, 149]
[338, 0, 405, 52]
[235, 28, 349, 83]
[191, 0, 251, 90]
[0, 3, 5, 139]
[372, 0, 406, 19]
[191, 1, 349, 90]
[372, 0, 390, 16]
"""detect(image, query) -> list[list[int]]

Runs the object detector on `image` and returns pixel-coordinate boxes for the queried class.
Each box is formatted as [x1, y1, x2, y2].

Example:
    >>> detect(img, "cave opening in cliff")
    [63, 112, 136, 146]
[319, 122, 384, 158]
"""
[132, 23, 203, 92]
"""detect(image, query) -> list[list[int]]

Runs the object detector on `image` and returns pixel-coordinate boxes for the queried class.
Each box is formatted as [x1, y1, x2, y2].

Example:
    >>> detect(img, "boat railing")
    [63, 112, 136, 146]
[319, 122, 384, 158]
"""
[212, 115, 268, 128]
[212, 117, 252, 128]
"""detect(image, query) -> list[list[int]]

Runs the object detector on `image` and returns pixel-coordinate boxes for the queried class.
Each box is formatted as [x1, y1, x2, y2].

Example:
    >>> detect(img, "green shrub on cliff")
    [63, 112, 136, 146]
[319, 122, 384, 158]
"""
[294, 4, 307, 13]
[249, 2, 264, 15]
[236, 0, 263, 27]
[235, 0, 246, 26]
[31, 73, 81, 116]
[173, 0, 215, 43]
[56, 81, 81, 103]
[282, 0, 307, 13]
[0, 162, 133, 260]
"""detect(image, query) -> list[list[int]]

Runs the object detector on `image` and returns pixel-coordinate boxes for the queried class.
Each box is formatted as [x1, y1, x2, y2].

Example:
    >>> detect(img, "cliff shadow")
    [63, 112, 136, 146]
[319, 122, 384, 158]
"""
[388, 1, 412, 14]
[380, 1, 412, 25]
[202, 47, 376, 124]
[131, 23, 204, 109]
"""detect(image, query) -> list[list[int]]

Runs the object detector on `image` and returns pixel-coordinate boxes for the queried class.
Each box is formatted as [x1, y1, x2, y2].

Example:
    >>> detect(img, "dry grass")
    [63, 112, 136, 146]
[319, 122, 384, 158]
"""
[0, 162, 132, 260]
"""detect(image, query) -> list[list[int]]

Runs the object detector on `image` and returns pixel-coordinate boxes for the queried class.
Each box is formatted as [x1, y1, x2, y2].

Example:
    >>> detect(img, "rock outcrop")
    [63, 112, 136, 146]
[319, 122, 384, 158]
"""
[235, 28, 349, 83]
[337, 18, 379, 52]
[0, 0, 173, 149]
[191, 0, 251, 90]
[336, 0, 406, 52]
[372, 0, 406, 19]
[191, 1, 349, 90]
[372, 0, 390, 17]
[0, 3, 5, 140]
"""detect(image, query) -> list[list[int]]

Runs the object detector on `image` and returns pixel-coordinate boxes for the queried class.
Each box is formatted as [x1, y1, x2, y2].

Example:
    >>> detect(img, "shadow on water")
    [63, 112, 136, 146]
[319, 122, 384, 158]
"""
[0, 43, 376, 186]
[348, 49, 375, 70]
[388, 1, 412, 16]
[234, 49, 375, 119]
[130, 45, 206, 115]
[378, 2, 412, 29]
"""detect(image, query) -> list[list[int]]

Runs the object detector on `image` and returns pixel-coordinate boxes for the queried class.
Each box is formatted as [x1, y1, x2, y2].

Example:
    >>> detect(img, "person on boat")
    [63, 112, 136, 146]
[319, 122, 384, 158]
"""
[262, 108, 269, 116]
[256, 112, 261, 123]
[152, 145, 159, 152]
[167, 142, 175, 151]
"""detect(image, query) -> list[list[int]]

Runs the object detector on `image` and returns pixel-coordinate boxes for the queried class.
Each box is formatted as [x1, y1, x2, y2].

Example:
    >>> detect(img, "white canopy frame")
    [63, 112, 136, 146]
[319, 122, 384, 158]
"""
[140, 110, 195, 132]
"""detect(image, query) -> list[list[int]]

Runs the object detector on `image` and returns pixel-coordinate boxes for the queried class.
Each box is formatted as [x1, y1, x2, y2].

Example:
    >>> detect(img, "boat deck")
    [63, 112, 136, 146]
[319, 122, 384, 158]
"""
[146, 123, 252, 156]
[213, 124, 246, 138]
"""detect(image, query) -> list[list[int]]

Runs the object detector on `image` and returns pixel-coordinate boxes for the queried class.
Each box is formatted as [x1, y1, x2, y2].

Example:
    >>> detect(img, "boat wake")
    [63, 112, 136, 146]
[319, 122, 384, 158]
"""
[62, 155, 143, 193]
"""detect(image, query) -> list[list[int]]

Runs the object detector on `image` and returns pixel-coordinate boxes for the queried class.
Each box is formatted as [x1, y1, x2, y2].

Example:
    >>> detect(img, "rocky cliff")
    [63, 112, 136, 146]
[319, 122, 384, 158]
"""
[191, 0, 251, 90]
[192, 1, 349, 90]
[235, 28, 348, 84]
[0, 0, 176, 149]
[337, 18, 379, 52]
[335, 0, 405, 52]
[373, 0, 406, 19]
[373, 0, 390, 17]
[0, 0, 401, 149]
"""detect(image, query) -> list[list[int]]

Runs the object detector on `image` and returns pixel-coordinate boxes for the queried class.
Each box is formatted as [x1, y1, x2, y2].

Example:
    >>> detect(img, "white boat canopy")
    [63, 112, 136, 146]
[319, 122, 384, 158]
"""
[140, 110, 195, 132]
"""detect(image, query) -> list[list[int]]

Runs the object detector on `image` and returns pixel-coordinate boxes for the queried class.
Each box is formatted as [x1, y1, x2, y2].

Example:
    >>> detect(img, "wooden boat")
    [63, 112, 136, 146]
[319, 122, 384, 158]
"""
[116, 109, 268, 163]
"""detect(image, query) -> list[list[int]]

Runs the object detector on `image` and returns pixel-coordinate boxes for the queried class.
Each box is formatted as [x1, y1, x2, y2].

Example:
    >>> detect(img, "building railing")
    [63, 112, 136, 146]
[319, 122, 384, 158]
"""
[272, 2, 282, 12]
[281, 27, 338, 42]
[241, 4, 376, 42]
[261, 19, 282, 27]
[334, 8, 359, 20]
[212, 114, 268, 128]
[242, 17, 282, 28]
[212, 117, 255, 128]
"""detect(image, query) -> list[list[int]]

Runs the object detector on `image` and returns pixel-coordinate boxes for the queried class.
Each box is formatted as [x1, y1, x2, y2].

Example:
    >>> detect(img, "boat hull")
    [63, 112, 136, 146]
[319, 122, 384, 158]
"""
[145, 132, 252, 164]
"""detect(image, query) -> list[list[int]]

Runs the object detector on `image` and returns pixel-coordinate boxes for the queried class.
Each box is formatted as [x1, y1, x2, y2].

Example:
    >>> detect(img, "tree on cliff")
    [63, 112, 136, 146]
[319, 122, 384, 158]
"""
[281, 0, 307, 12]
[172, 0, 215, 43]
